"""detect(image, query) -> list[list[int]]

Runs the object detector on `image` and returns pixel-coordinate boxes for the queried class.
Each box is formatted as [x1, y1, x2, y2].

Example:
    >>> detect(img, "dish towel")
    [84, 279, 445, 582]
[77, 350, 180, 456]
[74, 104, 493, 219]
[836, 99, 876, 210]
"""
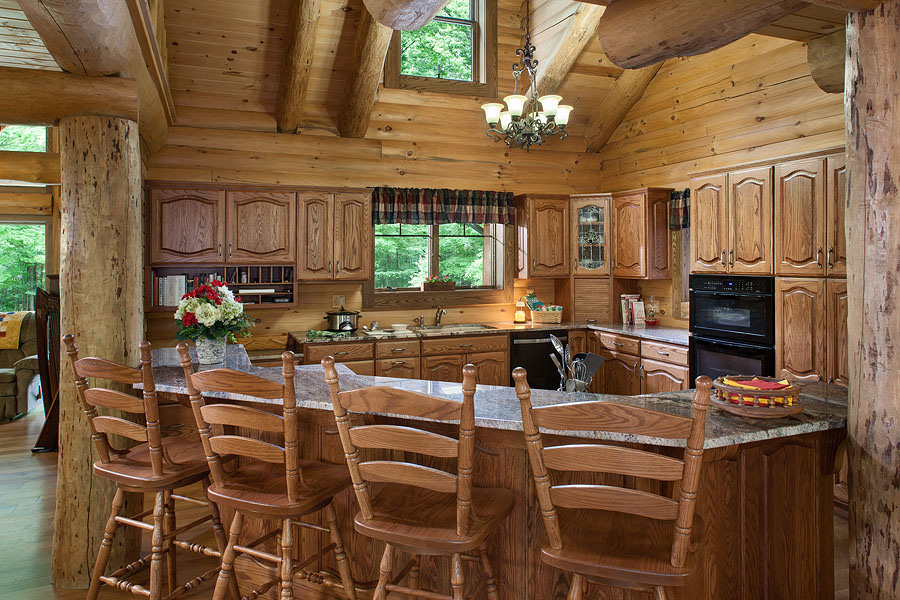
[0, 311, 29, 350]
[669, 188, 690, 230]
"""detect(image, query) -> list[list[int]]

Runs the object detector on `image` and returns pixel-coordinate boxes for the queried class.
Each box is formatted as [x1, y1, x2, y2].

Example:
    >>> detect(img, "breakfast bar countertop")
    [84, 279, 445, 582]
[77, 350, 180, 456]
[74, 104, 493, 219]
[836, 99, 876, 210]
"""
[149, 345, 846, 450]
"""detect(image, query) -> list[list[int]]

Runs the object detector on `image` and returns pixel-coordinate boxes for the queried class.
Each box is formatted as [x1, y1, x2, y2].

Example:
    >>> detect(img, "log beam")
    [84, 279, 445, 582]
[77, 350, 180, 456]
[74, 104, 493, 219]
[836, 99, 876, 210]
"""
[596, 0, 806, 69]
[0, 191, 53, 214]
[808, 29, 846, 94]
[276, 0, 323, 134]
[0, 67, 138, 125]
[363, 0, 450, 30]
[846, 2, 900, 597]
[337, 8, 392, 138]
[584, 62, 663, 153]
[535, 4, 606, 97]
[0, 151, 60, 184]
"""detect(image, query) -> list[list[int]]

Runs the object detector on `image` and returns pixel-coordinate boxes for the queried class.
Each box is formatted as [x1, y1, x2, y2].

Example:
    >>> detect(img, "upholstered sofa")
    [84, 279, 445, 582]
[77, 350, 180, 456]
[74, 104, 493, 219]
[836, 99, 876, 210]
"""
[0, 312, 39, 420]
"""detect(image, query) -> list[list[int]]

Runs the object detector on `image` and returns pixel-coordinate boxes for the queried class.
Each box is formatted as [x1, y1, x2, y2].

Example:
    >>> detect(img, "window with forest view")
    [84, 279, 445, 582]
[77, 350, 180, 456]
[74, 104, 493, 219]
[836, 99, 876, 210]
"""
[374, 223, 503, 290]
[0, 223, 46, 312]
[0, 125, 47, 152]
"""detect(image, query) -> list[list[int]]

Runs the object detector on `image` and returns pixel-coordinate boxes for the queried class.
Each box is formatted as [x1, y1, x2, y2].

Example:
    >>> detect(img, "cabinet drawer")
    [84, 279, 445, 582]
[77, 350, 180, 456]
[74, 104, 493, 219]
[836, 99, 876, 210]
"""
[595, 332, 640, 355]
[640, 341, 688, 366]
[422, 335, 509, 356]
[376, 340, 421, 359]
[376, 358, 420, 379]
[305, 342, 374, 364]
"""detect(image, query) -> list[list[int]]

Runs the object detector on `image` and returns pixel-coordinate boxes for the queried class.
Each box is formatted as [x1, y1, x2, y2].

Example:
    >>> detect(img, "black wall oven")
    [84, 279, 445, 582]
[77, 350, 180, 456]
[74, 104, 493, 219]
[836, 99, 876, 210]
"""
[689, 274, 776, 381]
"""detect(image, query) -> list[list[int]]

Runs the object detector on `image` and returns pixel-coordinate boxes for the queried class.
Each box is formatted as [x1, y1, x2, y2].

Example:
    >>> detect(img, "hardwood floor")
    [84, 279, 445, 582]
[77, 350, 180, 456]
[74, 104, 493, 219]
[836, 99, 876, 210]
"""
[0, 409, 852, 599]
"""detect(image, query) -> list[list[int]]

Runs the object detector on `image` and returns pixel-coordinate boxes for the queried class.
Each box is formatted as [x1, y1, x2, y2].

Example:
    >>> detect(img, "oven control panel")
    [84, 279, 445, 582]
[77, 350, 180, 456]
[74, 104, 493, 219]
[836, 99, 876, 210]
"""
[689, 274, 774, 295]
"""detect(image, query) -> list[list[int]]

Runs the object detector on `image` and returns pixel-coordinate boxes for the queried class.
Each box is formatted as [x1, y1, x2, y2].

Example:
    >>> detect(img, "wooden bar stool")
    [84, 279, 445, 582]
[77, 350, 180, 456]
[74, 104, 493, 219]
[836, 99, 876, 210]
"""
[322, 356, 514, 600]
[176, 344, 357, 600]
[513, 368, 713, 600]
[62, 335, 232, 600]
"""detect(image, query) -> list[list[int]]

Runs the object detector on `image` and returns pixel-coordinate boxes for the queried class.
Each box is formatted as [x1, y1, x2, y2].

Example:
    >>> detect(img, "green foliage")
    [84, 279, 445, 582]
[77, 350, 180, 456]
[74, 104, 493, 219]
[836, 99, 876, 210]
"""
[0, 126, 47, 152]
[0, 224, 45, 312]
[400, 0, 474, 81]
[438, 223, 484, 286]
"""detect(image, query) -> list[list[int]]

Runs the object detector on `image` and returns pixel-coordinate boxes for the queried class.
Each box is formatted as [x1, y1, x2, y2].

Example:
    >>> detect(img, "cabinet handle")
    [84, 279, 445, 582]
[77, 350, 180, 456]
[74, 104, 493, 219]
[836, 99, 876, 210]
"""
[720, 250, 726, 266]
[328, 260, 332, 274]
[816, 248, 823, 268]
[827, 247, 834, 269]
[532, 258, 536, 271]
[728, 249, 734, 267]
[390, 348, 405, 353]
[633, 362, 640, 377]
[336, 259, 340, 271]
[218, 243, 222, 257]
[613, 341, 624, 347]
[333, 351, 349, 356]
[459, 344, 474, 348]
[657, 350, 669, 356]
[639, 364, 645, 380]
[228, 242, 232, 257]
[391, 360, 407, 365]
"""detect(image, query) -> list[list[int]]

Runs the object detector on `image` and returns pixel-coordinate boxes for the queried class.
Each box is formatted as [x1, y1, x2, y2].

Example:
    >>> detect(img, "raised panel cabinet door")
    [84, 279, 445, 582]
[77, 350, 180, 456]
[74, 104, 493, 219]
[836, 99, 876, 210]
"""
[572, 196, 610, 276]
[150, 187, 225, 264]
[421, 355, 464, 383]
[529, 198, 570, 276]
[776, 278, 826, 382]
[690, 175, 728, 273]
[467, 351, 508, 386]
[226, 191, 296, 263]
[775, 159, 826, 276]
[297, 192, 333, 280]
[640, 358, 689, 393]
[728, 166, 774, 274]
[599, 350, 641, 395]
[612, 193, 647, 278]
[376, 358, 420, 379]
[826, 279, 848, 386]
[826, 154, 847, 277]
[334, 192, 372, 281]
[648, 190, 672, 278]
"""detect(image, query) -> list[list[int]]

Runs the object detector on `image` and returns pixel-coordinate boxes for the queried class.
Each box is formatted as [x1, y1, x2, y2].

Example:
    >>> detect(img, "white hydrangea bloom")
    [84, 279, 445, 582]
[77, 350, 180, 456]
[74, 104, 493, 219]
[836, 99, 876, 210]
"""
[194, 302, 220, 327]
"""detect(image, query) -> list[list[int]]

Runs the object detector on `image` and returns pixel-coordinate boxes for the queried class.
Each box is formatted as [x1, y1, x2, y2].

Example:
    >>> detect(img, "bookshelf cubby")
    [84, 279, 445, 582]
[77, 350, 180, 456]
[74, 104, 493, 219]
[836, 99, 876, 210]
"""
[147, 264, 296, 311]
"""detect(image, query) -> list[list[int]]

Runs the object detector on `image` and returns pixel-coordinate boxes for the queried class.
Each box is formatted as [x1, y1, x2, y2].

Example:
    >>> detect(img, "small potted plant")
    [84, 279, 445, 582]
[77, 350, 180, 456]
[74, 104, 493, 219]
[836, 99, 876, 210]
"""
[174, 280, 253, 364]
[421, 274, 456, 291]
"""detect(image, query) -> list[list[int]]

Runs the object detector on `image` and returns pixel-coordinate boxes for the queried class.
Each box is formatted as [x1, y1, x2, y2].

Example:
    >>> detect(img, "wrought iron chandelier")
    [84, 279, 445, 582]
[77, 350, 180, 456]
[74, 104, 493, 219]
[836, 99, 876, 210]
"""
[480, 0, 572, 152]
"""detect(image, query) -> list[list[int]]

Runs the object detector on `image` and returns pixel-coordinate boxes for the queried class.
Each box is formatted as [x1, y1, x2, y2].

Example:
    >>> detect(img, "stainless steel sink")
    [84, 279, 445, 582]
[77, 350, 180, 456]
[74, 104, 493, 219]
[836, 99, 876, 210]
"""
[413, 323, 496, 332]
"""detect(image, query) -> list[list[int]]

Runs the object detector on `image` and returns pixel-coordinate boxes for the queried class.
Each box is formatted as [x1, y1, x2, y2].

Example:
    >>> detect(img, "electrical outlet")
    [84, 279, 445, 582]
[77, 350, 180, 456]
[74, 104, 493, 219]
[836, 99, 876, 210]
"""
[332, 295, 344, 308]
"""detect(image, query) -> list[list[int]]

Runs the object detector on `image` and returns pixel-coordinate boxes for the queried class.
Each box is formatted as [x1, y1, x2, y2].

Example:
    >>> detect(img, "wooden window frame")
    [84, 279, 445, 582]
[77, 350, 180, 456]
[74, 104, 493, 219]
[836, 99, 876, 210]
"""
[383, 0, 498, 97]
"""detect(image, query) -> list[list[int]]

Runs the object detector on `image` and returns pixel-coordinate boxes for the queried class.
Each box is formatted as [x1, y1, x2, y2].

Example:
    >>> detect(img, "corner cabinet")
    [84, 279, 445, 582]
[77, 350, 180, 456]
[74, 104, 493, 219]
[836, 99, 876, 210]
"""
[570, 194, 611, 276]
[298, 191, 371, 281]
[226, 191, 296, 263]
[516, 195, 570, 278]
[611, 188, 671, 279]
[150, 188, 225, 264]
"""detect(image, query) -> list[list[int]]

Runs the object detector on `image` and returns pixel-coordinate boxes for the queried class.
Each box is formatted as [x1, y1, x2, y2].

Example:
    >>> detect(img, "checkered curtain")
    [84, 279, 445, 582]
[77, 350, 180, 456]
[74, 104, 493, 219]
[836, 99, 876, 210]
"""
[669, 188, 690, 230]
[372, 187, 515, 224]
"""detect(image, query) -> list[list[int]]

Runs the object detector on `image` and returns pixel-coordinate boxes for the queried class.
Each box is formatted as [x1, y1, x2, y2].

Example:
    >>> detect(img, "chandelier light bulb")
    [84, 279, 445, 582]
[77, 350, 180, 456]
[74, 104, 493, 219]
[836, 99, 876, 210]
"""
[499, 111, 512, 130]
[503, 95, 528, 118]
[481, 102, 504, 125]
[538, 95, 562, 117]
[555, 105, 573, 126]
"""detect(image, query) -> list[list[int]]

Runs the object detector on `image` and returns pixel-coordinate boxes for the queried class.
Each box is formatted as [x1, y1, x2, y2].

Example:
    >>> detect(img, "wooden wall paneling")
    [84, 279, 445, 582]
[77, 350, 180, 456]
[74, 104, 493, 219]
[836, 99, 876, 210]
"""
[774, 158, 827, 276]
[333, 191, 371, 281]
[225, 190, 296, 263]
[826, 278, 848, 386]
[150, 187, 225, 263]
[690, 174, 728, 273]
[0, 150, 60, 184]
[297, 191, 333, 280]
[727, 166, 773, 274]
[775, 277, 826, 382]
[825, 153, 847, 277]
[0, 190, 52, 214]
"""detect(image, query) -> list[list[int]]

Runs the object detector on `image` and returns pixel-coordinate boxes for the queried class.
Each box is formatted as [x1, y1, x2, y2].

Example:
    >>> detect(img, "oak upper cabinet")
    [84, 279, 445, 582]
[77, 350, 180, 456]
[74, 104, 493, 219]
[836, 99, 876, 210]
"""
[826, 154, 847, 277]
[516, 195, 570, 278]
[690, 175, 728, 273]
[571, 194, 611, 276]
[728, 167, 774, 274]
[225, 191, 296, 264]
[150, 188, 225, 264]
[826, 279, 848, 386]
[612, 188, 671, 279]
[298, 191, 371, 281]
[775, 158, 826, 276]
[776, 278, 826, 382]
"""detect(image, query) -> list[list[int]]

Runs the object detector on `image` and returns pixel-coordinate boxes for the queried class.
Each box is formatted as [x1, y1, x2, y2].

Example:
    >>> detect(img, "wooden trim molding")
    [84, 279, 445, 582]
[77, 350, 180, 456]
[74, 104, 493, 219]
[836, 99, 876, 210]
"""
[688, 146, 846, 179]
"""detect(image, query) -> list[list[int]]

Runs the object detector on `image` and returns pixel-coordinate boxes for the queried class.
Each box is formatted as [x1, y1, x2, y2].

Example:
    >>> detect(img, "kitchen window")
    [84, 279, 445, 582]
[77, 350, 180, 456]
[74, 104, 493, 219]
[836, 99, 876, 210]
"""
[0, 220, 48, 312]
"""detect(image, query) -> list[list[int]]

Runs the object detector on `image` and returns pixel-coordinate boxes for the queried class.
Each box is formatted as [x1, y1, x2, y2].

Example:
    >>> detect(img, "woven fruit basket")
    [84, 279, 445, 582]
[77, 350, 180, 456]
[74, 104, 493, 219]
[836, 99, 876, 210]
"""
[531, 310, 563, 324]
[711, 376, 802, 419]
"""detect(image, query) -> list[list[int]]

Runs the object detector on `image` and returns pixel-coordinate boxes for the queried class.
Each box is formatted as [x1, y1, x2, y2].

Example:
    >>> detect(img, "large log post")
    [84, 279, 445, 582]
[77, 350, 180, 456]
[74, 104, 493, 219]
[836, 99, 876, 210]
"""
[51, 115, 143, 587]
[845, 2, 900, 597]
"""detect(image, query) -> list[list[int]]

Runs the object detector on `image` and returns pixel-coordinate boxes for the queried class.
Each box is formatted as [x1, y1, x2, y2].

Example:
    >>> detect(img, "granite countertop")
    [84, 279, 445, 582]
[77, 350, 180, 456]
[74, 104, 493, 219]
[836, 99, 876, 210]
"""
[150, 345, 846, 450]
[585, 323, 690, 346]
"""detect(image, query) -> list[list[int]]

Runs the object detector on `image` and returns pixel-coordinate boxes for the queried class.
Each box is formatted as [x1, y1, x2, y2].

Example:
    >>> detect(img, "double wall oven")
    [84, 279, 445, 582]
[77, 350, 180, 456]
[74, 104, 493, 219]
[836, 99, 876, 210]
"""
[689, 274, 776, 381]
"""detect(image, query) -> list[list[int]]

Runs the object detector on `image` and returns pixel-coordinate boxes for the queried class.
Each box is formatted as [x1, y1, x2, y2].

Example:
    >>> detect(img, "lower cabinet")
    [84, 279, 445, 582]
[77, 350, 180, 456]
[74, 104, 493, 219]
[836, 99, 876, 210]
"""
[826, 279, 849, 386]
[376, 357, 420, 379]
[640, 358, 690, 394]
[598, 350, 642, 395]
[421, 355, 464, 382]
[421, 351, 509, 386]
[344, 360, 375, 376]
[776, 278, 827, 382]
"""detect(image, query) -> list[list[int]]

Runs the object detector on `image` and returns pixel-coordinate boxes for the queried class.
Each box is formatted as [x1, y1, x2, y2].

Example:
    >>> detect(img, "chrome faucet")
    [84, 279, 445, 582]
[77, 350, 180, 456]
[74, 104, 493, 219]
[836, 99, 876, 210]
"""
[435, 306, 447, 326]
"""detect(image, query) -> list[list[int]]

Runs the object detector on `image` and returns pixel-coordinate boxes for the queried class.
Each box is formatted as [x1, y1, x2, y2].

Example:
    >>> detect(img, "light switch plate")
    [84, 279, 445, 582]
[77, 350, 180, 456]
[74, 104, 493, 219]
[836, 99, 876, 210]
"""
[332, 295, 344, 308]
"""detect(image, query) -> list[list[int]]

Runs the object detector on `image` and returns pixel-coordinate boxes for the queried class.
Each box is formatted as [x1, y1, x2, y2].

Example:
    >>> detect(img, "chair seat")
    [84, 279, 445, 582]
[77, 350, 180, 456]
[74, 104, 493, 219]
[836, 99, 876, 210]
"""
[540, 509, 699, 588]
[0, 368, 15, 384]
[354, 485, 515, 554]
[93, 434, 210, 490]
[207, 460, 352, 518]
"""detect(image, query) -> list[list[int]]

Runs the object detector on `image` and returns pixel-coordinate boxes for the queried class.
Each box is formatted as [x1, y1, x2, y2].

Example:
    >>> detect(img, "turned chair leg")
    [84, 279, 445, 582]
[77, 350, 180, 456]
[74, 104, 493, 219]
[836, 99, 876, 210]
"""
[203, 478, 239, 600]
[566, 573, 584, 600]
[149, 491, 166, 600]
[478, 543, 499, 600]
[324, 501, 356, 600]
[281, 518, 294, 600]
[654, 586, 669, 600]
[86, 488, 126, 600]
[164, 490, 177, 595]
[450, 553, 465, 600]
[406, 553, 420, 600]
[212, 511, 244, 600]
[373, 544, 393, 600]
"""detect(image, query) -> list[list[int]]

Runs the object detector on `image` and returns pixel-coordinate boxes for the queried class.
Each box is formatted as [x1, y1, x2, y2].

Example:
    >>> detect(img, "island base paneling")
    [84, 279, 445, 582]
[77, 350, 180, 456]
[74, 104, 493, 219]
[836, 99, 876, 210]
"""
[157, 395, 843, 600]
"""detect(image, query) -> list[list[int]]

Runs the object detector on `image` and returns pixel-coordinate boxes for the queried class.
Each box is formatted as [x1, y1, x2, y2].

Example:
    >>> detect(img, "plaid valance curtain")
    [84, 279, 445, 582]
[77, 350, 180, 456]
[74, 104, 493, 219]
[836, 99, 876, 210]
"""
[669, 188, 690, 230]
[372, 187, 515, 225]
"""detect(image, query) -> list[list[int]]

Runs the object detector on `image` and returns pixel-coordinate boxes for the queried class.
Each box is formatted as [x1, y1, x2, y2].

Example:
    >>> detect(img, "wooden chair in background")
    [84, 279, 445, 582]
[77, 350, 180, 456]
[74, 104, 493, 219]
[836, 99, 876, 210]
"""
[32, 286, 60, 452]
[177, 344, 357, 600]
[63, 334, 231, 600]
[323, 356, 514, 600]
[513, 368, 713, 600]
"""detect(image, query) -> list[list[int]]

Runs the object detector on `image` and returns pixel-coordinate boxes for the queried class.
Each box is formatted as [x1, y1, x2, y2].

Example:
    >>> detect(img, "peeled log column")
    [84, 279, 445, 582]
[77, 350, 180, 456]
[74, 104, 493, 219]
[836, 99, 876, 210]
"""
[52, 115, 144, 587]
[845, 2, 900, 597]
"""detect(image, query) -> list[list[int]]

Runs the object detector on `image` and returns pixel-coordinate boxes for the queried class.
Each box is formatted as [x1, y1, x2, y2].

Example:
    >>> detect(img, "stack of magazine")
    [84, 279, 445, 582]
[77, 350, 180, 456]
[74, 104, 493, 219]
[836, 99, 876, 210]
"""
[620, 294, 645, 326]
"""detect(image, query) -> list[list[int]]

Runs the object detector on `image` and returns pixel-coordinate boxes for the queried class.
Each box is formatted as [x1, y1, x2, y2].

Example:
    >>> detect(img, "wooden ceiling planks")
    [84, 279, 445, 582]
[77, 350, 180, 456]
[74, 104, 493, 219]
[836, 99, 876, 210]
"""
[0, 0, 58, 71]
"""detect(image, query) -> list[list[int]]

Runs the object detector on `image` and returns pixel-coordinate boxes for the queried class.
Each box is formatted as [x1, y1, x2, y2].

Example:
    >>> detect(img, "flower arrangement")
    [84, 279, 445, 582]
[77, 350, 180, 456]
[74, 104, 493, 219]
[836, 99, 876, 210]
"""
[421, 274, 456, 291]
[423, 274, 454, 284]
[174, 280, 253, 343]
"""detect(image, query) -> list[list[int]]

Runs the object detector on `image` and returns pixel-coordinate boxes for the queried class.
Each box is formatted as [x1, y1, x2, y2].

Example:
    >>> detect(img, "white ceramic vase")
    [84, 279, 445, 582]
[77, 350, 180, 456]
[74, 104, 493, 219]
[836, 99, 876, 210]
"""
[195, 337, 226, 365]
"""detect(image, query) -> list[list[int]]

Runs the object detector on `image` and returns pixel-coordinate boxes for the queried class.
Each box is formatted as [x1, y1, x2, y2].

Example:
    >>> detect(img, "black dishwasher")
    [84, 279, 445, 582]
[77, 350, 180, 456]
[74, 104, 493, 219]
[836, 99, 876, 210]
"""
[509, 329, 569, 390]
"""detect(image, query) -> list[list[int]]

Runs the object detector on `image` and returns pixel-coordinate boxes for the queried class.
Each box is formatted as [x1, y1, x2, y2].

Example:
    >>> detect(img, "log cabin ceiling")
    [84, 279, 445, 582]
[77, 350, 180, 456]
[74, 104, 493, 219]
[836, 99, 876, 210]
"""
[0, 0, 58, 70]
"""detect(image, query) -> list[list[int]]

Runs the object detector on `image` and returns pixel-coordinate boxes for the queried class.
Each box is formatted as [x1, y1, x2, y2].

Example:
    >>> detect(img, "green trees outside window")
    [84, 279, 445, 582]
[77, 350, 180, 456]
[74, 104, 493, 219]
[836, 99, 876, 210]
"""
[0, 126, 47, 152]
[0, 224, 46, 312]
[400, 0, 475, 81]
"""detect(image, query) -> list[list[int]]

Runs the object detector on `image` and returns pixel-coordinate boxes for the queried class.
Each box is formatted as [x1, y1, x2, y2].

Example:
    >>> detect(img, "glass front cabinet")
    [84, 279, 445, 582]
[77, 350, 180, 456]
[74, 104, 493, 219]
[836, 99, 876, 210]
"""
[571, 194, 611, 276]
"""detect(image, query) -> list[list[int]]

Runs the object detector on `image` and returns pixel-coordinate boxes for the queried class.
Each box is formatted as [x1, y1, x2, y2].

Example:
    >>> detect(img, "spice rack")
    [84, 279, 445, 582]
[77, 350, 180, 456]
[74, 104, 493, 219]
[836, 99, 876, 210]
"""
[225, 265, 295, 306]
[146, 264, 296, 311]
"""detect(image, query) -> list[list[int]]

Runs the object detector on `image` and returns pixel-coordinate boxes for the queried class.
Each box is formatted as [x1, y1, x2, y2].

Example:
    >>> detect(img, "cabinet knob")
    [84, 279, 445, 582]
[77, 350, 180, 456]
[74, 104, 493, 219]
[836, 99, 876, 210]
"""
[816, 248, 823, 269]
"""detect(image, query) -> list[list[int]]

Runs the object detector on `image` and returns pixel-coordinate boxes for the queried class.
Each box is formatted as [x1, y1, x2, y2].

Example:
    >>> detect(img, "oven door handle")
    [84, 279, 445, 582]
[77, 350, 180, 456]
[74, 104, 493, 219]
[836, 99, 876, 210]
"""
[690, 335, 774, 351]
[689, 290, 772, 298]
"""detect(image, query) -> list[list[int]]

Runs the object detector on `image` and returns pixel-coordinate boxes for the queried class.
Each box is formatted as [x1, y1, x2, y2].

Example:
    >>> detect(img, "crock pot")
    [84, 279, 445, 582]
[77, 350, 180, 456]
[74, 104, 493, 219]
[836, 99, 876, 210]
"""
[323, 306, 362, 332]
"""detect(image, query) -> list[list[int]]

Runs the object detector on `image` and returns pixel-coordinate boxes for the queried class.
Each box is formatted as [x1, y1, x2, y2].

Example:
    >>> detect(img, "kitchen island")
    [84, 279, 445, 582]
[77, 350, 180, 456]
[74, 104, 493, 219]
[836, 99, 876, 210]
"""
[151, 345, 846, 600]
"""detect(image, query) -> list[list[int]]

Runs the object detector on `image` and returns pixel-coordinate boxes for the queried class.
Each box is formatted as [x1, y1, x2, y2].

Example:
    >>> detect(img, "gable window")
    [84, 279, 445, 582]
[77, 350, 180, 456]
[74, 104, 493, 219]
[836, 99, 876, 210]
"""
[383, 0, 497, 96]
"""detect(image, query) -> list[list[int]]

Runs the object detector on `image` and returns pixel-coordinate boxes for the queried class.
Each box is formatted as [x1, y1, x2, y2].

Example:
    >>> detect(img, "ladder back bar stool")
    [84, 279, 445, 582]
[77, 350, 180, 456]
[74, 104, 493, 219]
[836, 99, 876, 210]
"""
[62, 334, 232, 600]
[513, 368, 713, 600]
[322, 356, 514, 600]
[176, 344, 357, 600]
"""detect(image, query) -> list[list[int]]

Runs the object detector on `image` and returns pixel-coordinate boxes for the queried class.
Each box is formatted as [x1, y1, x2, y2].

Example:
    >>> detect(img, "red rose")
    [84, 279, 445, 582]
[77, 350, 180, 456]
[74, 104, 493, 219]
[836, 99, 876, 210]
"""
[182, 312, 197, 326]
[210, 279, 227, 288]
